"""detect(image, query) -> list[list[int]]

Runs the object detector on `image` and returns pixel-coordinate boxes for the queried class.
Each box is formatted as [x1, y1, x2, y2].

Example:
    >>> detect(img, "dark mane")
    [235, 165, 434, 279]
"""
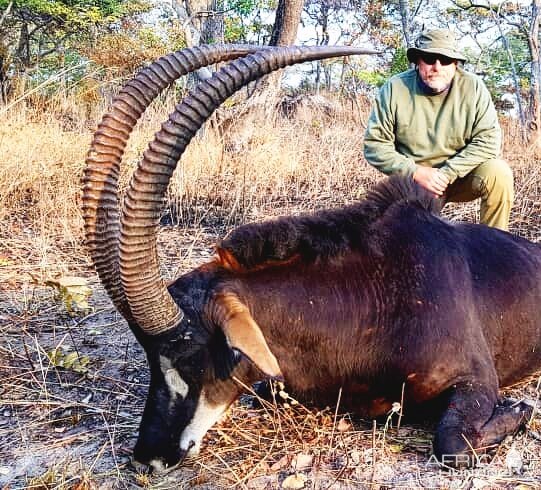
[215, 176, 443, 271]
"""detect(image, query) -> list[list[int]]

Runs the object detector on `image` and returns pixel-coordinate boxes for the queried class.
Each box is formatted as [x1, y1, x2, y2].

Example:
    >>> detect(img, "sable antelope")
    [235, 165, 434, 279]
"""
[82, 45, 539, 473]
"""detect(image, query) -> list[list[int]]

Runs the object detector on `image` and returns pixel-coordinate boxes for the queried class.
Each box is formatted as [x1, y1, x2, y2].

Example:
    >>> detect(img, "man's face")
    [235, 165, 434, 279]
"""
[417, 53, 457, 93]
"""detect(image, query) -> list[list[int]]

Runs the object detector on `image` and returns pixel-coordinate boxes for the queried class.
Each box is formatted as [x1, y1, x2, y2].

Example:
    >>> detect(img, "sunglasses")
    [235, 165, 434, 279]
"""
[418, 54, 456, 66]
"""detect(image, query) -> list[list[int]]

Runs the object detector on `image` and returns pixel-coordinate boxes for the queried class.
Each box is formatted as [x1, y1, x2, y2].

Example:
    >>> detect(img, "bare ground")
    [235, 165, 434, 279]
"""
[1, 200, 541, 490]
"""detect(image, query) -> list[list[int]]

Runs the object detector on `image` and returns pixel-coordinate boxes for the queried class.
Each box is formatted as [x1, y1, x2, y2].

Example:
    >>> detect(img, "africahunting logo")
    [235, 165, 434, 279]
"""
[423, 448, 540, 479]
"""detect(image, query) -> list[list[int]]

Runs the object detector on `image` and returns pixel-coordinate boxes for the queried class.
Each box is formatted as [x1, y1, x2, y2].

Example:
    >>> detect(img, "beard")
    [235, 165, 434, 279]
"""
[423, 76, 452, 93]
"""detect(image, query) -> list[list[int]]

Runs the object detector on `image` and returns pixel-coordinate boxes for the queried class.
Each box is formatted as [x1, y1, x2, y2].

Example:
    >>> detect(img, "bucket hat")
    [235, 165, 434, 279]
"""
[407, 29, 467, 63]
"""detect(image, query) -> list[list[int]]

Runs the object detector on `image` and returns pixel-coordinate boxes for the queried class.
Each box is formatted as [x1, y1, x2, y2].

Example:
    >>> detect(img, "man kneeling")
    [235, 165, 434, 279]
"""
[364, 28, 513, 230]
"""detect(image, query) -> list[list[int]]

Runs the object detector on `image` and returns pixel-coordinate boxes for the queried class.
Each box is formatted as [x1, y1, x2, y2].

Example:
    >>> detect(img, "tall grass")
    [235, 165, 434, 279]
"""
[1, 90, 540, 283]
[166, 103, 373, 228]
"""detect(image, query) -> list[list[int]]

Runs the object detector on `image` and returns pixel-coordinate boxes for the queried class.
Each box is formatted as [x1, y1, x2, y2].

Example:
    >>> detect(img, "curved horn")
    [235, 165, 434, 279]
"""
[119, 45, 378, 334]
[82, 45, 266, 325]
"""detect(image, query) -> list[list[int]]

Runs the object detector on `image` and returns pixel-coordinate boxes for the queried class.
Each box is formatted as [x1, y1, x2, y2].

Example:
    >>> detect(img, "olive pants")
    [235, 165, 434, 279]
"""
[444, 159, 514, 231]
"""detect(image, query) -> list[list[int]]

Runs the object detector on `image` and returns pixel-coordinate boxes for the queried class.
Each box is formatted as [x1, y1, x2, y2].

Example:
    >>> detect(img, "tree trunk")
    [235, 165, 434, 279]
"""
[16, 22, 30, 68]
[527, 0, 541, 149]
[0, 1, 11, 104]
[172, 0, 224, 82]
[185, 0, 223, 45]
[263, 0, 304, 95]
[314, 1, 330, 95]
[496, 23, 528, 141]
[270, 0, 304, 46]
[0, 1, 13, 29]
[399, 0, 412, 47]
[0, 50, 8, 104]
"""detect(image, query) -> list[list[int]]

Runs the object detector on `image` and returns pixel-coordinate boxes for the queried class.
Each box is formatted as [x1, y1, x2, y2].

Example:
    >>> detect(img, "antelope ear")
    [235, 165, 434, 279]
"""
[211, 293, 282, 378]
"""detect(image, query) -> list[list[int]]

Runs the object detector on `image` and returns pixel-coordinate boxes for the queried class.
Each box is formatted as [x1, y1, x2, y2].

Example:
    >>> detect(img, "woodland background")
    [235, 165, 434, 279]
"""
[1, 1, 541, 488]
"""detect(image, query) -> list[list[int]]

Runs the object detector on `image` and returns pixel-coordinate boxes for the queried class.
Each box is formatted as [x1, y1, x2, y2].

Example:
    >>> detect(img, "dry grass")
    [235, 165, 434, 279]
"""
[1, 90, 540, 274]
[0, 91, 375, 285]
[1, 91, 541, 488]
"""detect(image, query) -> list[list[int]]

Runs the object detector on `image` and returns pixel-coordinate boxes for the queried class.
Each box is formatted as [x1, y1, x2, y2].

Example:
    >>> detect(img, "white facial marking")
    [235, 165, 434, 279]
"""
[179, 389, 230, 457]
[160, 356, 189, 399]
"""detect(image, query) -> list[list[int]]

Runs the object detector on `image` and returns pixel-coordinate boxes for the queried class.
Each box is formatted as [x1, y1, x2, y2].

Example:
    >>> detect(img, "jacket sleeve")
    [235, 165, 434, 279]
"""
[438, 79, 501, 184]
[363, 81, 418, 177]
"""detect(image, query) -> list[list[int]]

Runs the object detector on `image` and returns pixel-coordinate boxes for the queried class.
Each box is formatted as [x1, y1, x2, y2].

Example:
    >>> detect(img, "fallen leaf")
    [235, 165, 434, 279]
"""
[270, 454, 290, 472]
[349, 450, 361, 465]
[471, 478, 490, 489]
[72, 480, 92, 490]
[282, 473, 307, 489]
[291, 453, 313, 471]
[45, 276, 92, 315]
[47, 348, 91, 374]
[0, 255, 13, 266]
[81, 393, 92, 404]
[256, 461, 270, 474]
[63, 351, 80, 368]
[505, 445, 523, 474]
[337, 417, 352, 432]
[278, 390, 289, 400]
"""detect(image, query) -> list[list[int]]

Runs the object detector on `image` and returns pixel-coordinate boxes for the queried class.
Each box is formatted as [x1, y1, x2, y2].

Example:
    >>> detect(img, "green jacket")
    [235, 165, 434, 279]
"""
[364, 67, 501, 184]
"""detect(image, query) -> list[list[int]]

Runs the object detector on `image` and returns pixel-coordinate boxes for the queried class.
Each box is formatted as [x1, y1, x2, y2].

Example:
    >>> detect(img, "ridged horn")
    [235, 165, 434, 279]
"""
[81, 45, 266, 325]
[119, 45, 378, 334]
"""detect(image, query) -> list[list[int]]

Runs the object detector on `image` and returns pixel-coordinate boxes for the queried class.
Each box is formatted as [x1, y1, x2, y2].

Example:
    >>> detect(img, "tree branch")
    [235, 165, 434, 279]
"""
[0, 0, 13, 29]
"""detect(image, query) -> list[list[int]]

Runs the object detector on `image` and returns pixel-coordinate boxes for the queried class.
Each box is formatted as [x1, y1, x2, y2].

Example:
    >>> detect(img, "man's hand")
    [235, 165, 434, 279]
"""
[413, 167, 449, 197]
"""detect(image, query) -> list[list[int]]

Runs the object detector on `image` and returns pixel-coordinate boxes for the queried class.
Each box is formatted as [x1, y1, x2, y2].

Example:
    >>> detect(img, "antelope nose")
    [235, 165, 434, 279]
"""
[132, 446, 187, 474]
[132, 451, 187, 474]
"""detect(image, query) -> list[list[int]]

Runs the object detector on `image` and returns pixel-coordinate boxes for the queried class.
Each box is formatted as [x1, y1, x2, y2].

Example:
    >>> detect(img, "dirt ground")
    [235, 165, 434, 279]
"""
[1, 216, 541, 490]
